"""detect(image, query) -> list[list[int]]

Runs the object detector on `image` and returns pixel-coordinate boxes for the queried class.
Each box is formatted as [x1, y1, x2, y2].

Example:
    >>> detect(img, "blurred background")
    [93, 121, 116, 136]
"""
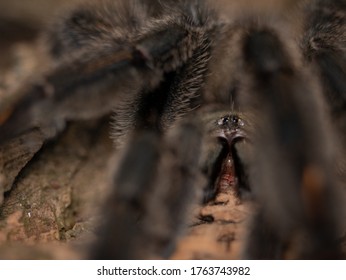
[0, 0, 80, 68]
[0, 0, 75, 32]
[0, 0, 299, 52]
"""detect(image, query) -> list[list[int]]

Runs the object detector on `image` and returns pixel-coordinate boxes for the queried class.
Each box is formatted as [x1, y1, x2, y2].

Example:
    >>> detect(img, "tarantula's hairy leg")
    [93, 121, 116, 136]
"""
[240, 26, 343, 259]
[0, 0, 213, 210]
[0, 46, 146, 142]
[112, 35, 212, 146]
[303, 0, 346, 111]
[91, 119, 205, 259]
[90, 131, 161, 259]
[303, 0, 346, 177]
[0, 0, 213, 145]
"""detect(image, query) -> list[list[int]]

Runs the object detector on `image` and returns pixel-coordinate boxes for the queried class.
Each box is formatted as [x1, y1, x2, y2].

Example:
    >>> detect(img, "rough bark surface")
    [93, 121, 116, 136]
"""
[0, 120, 113, 259]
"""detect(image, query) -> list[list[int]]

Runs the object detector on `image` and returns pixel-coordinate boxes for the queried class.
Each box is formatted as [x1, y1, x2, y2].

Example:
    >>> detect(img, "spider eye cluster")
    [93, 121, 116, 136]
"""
[217, 115, 245, 130]
[215, 114, 247, 148]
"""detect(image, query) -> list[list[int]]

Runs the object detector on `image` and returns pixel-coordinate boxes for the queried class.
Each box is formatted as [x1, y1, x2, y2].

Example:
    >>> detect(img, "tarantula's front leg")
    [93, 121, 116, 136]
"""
[303, 0, 346, 115]
[0, 0, 212, 145]
[303, 0, 346, 185]
[91, 120, 206, 259]
[0, 0, 212, 204]
[240, 24, 344, 259]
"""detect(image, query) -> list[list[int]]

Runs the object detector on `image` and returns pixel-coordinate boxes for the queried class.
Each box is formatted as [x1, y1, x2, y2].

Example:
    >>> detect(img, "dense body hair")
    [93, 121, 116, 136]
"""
[0, 0, 345, 259]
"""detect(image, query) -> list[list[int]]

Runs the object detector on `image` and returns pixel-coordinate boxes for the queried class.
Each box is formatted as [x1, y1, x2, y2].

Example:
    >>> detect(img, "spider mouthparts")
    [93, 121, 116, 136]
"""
[218, 155, 237, 191]
[214, 114, 250, 196]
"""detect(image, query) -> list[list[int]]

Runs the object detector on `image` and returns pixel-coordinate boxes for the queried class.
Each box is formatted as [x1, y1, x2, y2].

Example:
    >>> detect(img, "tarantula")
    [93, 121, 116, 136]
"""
[0, 0, 345, 259]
